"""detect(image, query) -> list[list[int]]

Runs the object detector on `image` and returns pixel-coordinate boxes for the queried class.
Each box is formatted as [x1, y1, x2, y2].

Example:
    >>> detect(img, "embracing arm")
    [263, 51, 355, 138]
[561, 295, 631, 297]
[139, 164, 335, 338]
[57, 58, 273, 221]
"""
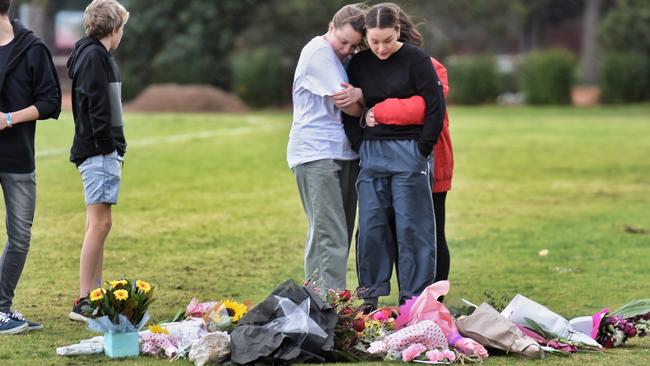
[333, 82, 364, 117]
[373, 57, 448, 126]
[414, 55, 445, 157]
[372, 95, 425, 126]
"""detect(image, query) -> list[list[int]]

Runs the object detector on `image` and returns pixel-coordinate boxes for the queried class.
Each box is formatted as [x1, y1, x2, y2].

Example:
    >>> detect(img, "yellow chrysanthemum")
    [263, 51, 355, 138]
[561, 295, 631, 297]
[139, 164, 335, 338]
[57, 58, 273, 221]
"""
[148, 324, 169, 334]
[114, 289, 129, 301]
[109, 279, 128, 288]
[89, 288, 106, 302]
[136, 280, 152, 293]
[222, 299, 248, 323]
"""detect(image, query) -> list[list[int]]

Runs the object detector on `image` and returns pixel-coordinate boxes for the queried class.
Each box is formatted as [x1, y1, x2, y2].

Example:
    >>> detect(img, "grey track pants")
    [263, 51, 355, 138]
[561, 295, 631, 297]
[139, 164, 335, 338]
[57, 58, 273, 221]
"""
[293, 159, 359, 290]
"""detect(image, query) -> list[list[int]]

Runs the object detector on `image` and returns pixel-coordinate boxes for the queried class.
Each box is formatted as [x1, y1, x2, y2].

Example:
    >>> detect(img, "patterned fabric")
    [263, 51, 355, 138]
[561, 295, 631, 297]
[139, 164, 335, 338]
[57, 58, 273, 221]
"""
[368, 320, 448, 354]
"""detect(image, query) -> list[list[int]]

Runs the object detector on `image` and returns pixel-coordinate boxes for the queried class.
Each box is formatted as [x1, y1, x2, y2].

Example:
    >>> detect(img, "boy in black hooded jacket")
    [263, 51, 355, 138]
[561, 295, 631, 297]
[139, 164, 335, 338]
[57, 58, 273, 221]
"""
[66, 0, 128, 322]
[0, 0, 61, 334]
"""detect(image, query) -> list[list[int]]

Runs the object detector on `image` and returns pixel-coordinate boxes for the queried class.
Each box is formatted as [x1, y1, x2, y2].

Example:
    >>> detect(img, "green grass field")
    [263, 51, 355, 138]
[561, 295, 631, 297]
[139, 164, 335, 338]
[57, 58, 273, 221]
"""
[0, 105, 649, 365]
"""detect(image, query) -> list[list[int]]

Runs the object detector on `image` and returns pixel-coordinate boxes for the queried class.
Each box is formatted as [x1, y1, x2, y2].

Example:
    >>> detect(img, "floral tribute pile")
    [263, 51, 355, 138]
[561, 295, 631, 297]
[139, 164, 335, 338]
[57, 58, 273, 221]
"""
[62, 277, 650, 365]
[303, 279, 484, 363]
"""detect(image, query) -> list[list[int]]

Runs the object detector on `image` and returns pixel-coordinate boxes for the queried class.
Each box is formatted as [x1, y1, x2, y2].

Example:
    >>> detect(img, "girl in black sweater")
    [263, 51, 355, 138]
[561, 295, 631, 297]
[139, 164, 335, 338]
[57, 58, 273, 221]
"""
[342, 3, 446, 308]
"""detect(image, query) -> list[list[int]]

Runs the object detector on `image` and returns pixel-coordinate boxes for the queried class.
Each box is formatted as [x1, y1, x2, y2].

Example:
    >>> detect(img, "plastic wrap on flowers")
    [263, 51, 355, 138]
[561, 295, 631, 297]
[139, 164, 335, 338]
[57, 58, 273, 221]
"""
[185, 297, 218, 318]
[188, 332, 231, 366]
[517, 324, 576, 353]
[395, 281, 488, 358]
[87, 313, 150, 333]
[501, 294, 601, 348]
[161, 318, 208, 351]
[230, 279, 337, 364]
[456, 303, 543, 359]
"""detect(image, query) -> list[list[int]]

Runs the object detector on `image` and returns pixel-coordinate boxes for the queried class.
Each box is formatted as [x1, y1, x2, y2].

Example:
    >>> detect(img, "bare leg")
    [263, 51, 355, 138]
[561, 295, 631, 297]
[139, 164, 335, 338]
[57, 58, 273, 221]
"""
[79, 203, 112, 298]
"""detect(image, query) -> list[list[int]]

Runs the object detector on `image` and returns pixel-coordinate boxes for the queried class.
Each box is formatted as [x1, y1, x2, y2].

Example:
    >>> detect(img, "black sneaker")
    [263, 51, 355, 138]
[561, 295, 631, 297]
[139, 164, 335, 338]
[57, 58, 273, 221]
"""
[361, 297, 378, 315]
[8, 311, 43, 330]
[0, 311, 28, 334]
[69, 297, 89, 322]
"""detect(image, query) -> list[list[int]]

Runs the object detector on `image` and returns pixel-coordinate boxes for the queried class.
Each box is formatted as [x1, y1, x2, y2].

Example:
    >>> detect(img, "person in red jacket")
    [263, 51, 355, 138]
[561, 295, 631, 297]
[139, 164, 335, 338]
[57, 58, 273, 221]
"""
[368, 58, 454, 289]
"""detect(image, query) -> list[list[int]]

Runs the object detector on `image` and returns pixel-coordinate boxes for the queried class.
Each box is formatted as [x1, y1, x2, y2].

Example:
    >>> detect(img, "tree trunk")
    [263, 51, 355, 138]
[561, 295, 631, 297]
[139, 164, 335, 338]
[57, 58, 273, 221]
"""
[579, 0, 603, 85]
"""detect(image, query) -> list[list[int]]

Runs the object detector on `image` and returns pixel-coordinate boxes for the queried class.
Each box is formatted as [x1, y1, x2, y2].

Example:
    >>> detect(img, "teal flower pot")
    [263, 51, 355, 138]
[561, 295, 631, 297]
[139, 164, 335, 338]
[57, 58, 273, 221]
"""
[104, 331, 139, 358]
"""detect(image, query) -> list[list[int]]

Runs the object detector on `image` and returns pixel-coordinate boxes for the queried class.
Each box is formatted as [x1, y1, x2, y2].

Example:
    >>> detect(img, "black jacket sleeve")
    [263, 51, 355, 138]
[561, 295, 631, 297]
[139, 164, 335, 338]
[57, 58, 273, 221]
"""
[341, 58, 364, 152]
[413, 53, 445, 157]
[77, 49, 114, 154]
[342, 112, 363, 152]
[28, 45, 61, 120]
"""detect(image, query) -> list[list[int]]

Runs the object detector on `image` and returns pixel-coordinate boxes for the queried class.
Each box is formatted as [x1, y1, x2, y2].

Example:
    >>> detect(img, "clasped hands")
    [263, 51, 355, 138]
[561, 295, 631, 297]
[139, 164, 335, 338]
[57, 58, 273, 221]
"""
[332, 82, 376, 127]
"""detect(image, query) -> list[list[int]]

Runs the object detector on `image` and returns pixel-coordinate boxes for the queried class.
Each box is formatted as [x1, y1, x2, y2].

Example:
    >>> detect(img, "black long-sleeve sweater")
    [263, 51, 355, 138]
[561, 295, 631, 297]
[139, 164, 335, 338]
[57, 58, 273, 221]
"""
[342, 43, 445, 157]
[0, 20, 61, 173]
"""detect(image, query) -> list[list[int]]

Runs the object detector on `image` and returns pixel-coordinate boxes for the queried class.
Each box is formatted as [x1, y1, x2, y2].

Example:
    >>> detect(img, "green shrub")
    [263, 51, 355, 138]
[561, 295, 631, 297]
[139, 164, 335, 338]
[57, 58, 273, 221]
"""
[231, 47, 294, 108]
[600, 52, 650, 104]
[447, 56, 501, 104]
[520, 50, 575, 105]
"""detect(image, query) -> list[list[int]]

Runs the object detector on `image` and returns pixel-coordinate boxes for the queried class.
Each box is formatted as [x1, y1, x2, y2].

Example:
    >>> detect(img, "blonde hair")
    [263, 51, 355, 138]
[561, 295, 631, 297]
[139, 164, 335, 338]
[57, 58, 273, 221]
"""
[331, 3, 367, 34]
[84, 0, 129, 39]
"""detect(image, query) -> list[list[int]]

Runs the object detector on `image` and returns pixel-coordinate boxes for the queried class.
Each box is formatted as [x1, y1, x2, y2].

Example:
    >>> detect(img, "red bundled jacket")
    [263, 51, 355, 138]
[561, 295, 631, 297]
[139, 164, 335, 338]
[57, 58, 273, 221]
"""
[373, 57, 453, 192]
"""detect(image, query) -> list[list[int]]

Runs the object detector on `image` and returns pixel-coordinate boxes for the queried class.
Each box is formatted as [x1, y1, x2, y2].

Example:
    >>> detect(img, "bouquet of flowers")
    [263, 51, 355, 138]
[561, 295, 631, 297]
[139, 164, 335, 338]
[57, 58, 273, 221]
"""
[82, 278, 155, 333]
[140, 324, 181, 358]
[303, 278, 383, 361]
[359, 308, 398, 343]
[596, 299, 650, 348]
[323, 289, 366, 352]
[203, 299, 249, 333]
[182, 297, 249, 333]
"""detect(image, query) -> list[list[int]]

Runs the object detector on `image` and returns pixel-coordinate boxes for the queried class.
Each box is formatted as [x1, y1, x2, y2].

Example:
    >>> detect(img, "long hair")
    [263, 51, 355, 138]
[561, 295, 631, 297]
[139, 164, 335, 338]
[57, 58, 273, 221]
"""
[366, 3, 423, 47]
[0, 0, 11, 16]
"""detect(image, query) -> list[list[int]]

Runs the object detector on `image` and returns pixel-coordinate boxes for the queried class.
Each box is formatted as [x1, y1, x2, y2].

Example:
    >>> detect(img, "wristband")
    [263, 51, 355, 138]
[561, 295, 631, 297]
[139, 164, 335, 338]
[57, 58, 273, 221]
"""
[359, 109, 368, 128]
[5, 113, 11, 127]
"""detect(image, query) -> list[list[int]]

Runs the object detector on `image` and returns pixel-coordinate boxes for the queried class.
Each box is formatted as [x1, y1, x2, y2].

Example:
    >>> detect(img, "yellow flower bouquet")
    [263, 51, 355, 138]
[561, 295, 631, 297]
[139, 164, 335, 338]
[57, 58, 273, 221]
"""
[203, 299, 249, 333]
[83, 278, 156, 334]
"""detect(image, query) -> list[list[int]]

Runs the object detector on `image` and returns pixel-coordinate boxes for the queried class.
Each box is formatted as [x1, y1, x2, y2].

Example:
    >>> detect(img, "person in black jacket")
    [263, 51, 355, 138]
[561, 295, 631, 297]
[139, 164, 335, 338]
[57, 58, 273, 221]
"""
[0, 0, 61, 334]
[341, 3, 445, 310]
[66, 0, 128, 322]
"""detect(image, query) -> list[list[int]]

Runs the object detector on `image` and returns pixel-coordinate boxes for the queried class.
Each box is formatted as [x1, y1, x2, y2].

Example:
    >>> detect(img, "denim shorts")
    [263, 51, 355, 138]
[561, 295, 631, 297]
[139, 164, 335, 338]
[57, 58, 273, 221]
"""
[78, 151, 123, 205]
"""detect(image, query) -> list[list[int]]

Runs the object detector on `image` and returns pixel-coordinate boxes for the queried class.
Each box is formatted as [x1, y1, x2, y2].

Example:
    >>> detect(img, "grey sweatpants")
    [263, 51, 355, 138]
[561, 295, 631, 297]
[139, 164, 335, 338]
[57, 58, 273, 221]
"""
[293, 159, 359, 290]
[356, 140, 436, 303]
[0, 172, 36, 312]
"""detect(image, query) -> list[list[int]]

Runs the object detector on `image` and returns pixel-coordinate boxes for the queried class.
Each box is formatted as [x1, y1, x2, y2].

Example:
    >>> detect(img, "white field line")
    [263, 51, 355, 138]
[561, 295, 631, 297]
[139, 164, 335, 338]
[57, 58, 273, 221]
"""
[36, 124, 285, 158]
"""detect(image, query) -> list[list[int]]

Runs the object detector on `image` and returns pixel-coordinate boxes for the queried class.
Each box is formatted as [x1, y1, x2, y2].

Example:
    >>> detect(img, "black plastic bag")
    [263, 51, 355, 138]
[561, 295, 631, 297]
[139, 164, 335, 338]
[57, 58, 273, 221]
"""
[230, 279, 337, 364]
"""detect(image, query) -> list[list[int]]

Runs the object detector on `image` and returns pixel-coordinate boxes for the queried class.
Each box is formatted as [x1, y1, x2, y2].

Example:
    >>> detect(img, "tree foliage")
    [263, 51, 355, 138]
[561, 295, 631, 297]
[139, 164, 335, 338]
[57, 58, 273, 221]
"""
[598, 0, 650, 102]
[599, 0, 650, 55]
[116, 0, 260, 100]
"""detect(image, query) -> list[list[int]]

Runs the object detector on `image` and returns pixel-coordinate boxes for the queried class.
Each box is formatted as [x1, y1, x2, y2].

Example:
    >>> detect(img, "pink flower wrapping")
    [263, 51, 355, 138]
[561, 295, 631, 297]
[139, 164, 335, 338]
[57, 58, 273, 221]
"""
[402, 343, 427, 361]
[442, 349, 456, 361]
[184, 297, 216, 318]
[426, 349, 443, 362]
[395, 281, 488, 358]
